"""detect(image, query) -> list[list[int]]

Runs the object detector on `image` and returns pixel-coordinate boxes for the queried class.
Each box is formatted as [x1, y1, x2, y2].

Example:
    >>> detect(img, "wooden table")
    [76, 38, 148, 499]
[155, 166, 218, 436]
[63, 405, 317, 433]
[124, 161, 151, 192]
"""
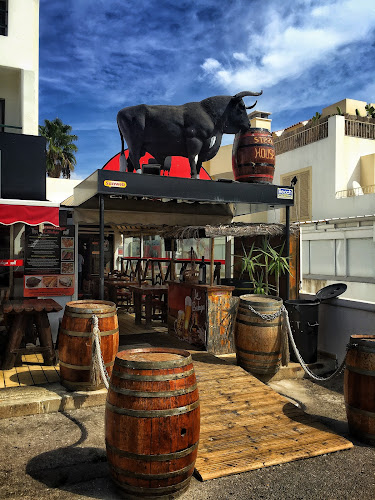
[1, 298, 63, 370]
[127, 285, 168, 328]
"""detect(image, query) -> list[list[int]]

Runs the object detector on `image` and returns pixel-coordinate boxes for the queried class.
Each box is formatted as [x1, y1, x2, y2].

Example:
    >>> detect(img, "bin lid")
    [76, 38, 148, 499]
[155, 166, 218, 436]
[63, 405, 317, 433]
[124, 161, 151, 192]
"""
[315, 283, 347, 301]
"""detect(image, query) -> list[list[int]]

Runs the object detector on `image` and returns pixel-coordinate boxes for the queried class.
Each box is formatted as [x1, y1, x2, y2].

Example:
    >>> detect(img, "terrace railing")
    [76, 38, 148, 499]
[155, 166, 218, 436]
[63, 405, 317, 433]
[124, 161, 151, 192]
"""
[274, 120, 328, 155]
[335, 184, 375, 199]
[345, 118, 375, 140]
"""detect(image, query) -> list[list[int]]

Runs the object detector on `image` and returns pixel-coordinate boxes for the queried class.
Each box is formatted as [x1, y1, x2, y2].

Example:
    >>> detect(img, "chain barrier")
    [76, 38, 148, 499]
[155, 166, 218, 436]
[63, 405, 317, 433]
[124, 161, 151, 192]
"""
[90, 314, 110, 390]
[246, 303, 347, 381]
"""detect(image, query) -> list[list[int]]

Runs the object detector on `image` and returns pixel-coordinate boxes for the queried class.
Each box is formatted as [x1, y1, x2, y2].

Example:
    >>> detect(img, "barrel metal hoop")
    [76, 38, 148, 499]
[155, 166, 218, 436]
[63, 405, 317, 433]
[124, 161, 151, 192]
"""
[111, 367, 195, 381]
[109, 383, 198, 398]
[239, 302, 282, 312]
[236, 317, 280, 328]
[60, 327, 119, 338]
[65, 311, 115, 319]
[105, 440, 199, 462]
[66, 302, 116, 314]
[115, 355, 193, 370]
[237, 347, 280, 356]
[106, 400, 200, 417]
[346, 365, 375, 377]
[349, 345, 375, 355]
[346, 403, 375, 418]
[60, 360, 114, 370]
[110, 462, 194, 480]
[111, 475, 191, 495]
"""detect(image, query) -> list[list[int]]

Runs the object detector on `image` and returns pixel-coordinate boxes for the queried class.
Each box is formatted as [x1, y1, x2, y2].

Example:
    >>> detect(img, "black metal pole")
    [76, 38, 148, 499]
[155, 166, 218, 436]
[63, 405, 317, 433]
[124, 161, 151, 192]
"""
[285, 205, 290, 301]
[99, 194, 105, 300]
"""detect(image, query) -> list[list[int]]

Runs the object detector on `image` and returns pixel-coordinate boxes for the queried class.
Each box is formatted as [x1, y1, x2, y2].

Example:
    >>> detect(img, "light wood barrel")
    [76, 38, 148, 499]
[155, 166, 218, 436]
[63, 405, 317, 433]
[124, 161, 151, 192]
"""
[105, 347, 200, 498]
[235, 295, 283, 376]
[59, 300, 119, 391]
[344, 335, 375, 444]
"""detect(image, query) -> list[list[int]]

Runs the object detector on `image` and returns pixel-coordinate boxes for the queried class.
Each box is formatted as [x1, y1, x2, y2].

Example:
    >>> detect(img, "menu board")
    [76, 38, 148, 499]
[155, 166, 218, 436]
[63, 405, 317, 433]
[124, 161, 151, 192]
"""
[24, 225, 75, 297]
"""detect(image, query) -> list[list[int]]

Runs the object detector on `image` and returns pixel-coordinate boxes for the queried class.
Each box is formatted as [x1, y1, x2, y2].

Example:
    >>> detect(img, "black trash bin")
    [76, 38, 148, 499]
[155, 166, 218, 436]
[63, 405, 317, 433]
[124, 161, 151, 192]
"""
[285, 283, 347, 364]
[284, 299, 320, 363]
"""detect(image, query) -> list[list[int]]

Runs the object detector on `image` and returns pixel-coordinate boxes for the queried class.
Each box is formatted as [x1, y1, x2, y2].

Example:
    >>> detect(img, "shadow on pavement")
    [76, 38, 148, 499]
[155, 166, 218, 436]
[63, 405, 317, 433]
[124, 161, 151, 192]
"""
[26, 411, 118, 499]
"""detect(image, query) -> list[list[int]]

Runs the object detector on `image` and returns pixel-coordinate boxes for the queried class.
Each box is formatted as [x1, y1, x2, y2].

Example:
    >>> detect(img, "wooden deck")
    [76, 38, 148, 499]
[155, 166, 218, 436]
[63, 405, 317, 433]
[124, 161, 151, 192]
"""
[0, 353, 59, 388]
[192, 352, 353, 480]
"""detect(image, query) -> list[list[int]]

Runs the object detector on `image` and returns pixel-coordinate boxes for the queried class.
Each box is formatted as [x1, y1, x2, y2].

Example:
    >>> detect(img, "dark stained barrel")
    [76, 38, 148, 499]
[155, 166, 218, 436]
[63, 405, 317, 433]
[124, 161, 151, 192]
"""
[105, 347, 200, 498]
[235, 295, 283, 376]
[59, 300, 119, 391]
[232, 128, 275, 183]
[344, 335, 375, 445]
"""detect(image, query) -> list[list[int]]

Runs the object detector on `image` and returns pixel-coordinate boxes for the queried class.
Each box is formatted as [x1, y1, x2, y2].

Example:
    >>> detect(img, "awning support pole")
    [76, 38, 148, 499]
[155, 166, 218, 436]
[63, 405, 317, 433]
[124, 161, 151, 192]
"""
[209, 238, 215, 285]
[99, 194, 105, 300]
[285, 205, 290, 301]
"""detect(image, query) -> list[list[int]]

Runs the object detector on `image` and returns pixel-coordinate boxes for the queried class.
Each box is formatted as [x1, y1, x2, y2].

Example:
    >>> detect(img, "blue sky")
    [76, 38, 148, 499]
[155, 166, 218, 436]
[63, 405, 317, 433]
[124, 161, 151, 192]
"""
[39, 0, 375, 180]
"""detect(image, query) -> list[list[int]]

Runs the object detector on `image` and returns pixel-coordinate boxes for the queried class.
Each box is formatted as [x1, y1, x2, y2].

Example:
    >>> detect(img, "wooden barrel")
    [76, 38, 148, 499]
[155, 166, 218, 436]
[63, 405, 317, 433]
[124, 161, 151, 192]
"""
[344, 335, 375, 444]
[59, 300, 119, 391]
[232, 128, 275, 183]
[105, 347, 200, 498]
[235, 295, 283, 375]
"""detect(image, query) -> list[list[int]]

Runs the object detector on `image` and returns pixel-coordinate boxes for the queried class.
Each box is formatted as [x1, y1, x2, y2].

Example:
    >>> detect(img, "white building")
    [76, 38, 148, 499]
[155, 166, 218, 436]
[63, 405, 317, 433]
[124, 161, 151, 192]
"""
[0, 0, 39, 135]
[272, 99, 375, 304]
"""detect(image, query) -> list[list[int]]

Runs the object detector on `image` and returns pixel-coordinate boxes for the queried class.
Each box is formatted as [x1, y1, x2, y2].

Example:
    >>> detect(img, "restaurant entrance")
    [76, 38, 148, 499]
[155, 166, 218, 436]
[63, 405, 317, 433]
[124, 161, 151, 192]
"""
[78, 233, 114, 280]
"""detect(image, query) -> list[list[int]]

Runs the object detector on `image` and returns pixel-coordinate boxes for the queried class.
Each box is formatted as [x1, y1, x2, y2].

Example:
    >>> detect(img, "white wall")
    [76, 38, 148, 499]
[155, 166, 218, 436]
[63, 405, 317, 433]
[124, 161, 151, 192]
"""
[0, 0, 39, 134]
[300, 294, 375, 361]
[272, 115, 375, 222]
[46, 178, 82, 203]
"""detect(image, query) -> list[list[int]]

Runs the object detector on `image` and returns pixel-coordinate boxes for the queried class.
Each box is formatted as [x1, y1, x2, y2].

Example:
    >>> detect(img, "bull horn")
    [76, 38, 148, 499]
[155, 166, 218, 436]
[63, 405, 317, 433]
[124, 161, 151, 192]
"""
[245, 100, 257, 110]
[234, 90, 263, 99]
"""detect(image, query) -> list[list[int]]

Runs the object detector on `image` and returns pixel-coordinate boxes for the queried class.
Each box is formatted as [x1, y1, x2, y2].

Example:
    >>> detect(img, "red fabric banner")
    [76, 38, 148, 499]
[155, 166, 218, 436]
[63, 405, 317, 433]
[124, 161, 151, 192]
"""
[0, 204, 59, 226]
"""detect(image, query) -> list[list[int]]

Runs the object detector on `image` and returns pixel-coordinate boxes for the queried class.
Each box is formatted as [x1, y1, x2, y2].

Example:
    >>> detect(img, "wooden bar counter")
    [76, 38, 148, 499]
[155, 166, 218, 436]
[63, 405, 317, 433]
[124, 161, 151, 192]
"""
[167, 282, 236, 355]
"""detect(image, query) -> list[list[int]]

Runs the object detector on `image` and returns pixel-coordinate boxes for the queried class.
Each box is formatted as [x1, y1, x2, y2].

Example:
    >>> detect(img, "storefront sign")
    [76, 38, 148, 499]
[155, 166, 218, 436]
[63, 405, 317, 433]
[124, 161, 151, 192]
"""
[104, 180, 127, 188]
[0, 259, 24, 267]
[24, 225, 75, 297]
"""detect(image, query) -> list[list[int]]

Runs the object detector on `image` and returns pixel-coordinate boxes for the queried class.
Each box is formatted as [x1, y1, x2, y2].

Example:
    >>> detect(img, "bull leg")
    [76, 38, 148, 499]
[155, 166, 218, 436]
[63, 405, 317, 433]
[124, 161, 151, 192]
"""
[186, 138, 202, 179]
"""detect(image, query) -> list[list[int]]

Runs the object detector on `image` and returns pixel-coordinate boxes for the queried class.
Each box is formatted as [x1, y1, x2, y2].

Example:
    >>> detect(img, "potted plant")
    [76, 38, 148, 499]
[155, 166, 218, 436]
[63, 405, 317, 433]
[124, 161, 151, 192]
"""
[223, 237, 291, 297]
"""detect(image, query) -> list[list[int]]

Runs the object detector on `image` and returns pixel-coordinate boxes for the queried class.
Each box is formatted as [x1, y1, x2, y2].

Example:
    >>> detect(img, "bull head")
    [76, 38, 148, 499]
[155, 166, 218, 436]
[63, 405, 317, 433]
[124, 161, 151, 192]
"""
[233, 90, 263, 109]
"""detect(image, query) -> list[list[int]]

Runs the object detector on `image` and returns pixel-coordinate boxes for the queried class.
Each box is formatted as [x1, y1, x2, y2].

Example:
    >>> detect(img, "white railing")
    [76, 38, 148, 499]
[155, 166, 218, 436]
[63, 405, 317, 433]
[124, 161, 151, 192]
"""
[335, 184, 375, 199]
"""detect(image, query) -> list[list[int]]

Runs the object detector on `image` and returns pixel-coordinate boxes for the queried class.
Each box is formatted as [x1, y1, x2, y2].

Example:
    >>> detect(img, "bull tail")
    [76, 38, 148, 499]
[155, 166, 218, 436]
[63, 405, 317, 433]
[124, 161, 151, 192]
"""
[117, 120, 127, 172]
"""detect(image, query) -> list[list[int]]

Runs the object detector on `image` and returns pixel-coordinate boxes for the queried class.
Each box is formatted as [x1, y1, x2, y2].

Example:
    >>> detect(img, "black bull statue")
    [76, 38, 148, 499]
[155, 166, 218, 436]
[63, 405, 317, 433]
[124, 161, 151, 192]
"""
[117, 90, 262, 178]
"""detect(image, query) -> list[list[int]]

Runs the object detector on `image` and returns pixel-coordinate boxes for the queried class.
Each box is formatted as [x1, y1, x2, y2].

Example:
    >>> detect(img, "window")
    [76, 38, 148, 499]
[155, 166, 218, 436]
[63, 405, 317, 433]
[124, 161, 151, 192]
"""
[0, 1, 8, 36]
[280, 167, 312, 222]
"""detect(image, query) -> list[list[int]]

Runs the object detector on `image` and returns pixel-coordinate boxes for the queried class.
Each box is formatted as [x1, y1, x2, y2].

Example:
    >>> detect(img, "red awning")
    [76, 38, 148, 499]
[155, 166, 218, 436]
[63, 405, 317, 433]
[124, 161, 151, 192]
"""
[0, 200, 60, 226]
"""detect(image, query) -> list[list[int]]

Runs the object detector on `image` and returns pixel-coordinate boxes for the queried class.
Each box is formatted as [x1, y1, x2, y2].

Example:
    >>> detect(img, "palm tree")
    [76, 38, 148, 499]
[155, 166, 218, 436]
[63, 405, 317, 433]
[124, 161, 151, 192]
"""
[39, 118, 78, 178]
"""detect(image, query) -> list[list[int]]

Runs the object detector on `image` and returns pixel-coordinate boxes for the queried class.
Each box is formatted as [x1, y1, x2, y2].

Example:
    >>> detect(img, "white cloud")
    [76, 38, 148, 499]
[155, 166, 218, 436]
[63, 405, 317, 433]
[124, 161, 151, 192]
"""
[201, 58, 222, 72]
[233, 52, 249, 62]
[201, 0, 375, 92]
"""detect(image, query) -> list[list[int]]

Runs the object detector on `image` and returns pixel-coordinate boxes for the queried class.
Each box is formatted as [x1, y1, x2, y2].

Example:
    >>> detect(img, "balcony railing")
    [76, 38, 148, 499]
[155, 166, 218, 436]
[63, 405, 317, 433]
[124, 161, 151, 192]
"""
[335, 184, 375, 199]
[274, 120, 328, 155]
[345, 118, 375, 140]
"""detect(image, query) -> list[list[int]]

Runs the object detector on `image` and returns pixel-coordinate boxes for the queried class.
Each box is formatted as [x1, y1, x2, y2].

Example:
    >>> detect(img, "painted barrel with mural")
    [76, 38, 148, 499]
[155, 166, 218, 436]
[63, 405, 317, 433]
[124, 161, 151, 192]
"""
[232, 128, 275, 183]
[234, 295, 283, 376]
[105, 347, 200, 497]
[344, 335, 375, 444]
[58, 300, 119, 391]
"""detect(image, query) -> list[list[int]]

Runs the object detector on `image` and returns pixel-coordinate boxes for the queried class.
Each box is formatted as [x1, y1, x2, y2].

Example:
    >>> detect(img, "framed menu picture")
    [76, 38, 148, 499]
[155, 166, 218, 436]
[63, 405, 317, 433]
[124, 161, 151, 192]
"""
[24, 225, 75, 297]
